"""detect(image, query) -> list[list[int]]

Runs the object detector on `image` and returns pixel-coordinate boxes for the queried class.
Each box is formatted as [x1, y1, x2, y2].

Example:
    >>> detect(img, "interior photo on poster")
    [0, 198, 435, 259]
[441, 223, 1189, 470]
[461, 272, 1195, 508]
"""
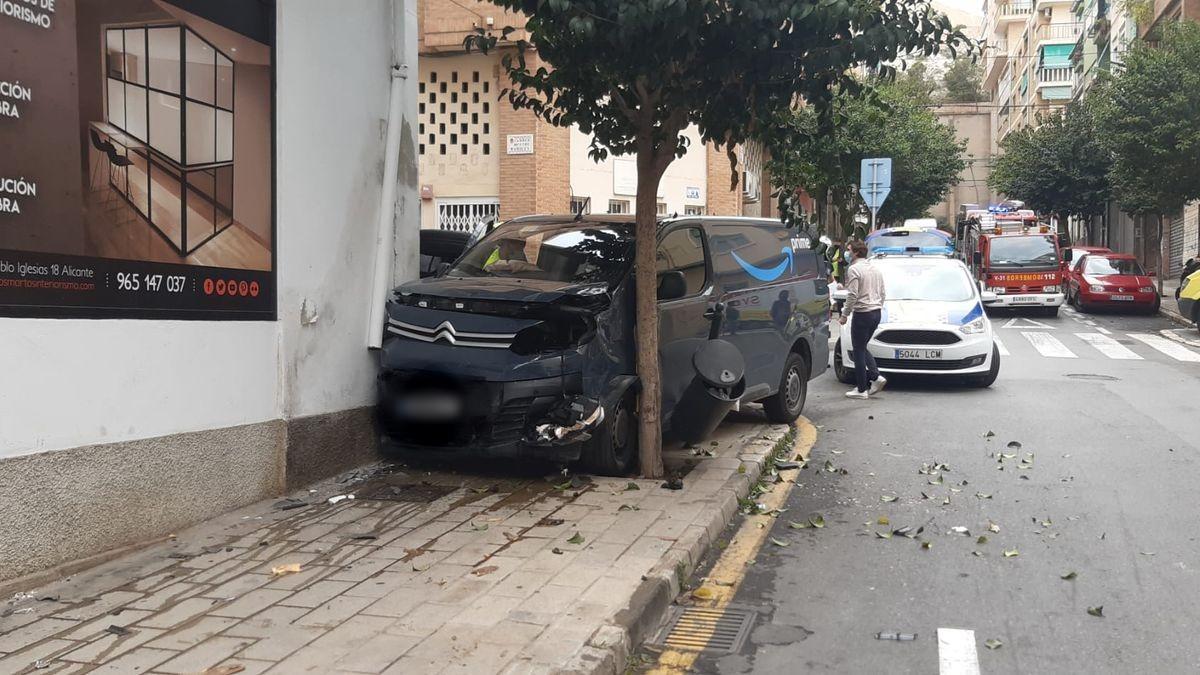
[0, 0, 275, 319]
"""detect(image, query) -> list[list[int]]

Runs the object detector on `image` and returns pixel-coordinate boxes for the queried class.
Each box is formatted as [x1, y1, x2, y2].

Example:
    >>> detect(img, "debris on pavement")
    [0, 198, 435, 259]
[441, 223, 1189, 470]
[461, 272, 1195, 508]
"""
[661, 476, 684, 490]
[1088, 606, 1105, 618]
[875, 632, 917, 641]
[1062, 571, 1078, 580]
[327, 494, 355, 505]
[271, 563, 302, 577]
[105, 625, 131, 637]
[272, 498, 307, 511]
[985, 638, 1004, 650]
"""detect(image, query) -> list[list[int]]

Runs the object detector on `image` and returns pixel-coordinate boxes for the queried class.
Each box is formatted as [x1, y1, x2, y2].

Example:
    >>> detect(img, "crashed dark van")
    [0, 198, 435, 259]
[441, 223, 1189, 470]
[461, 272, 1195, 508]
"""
[376, 215, 830, 475]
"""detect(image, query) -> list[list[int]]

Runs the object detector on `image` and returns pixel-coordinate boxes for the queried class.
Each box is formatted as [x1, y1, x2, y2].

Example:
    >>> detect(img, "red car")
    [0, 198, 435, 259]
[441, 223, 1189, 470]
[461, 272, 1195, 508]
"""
[1068, 253, 1160, 313]
[1062, 246, 1112, 302]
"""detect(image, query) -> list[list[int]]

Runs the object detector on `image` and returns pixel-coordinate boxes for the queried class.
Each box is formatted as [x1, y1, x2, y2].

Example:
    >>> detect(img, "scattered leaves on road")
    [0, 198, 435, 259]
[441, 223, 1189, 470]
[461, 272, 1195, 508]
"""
[566, 532, 585, 545]
[988, 521, 1001, 533]
[976, 492, 993, 499]
[618, 504, 639, 512]
[950, 526, 971, 536]
[976, 536, 989, 544]
[471, 565, 498, 577]
[788, 520, 811, 529]
[1088, 606, 1105, 618]
[874, 530, 892, 539]
[624, 482, 640, 491]
[984, 430, 996, 438]
[1003, 549, 1019, 558]
[1062, 571, 1078, 580]
[985, 639, 1003, 650]
[770, 537, 790, 547]
[1140, 551, 1156, 556]
[881, 495, 899, 503]
[1007, 441, 1022, 450]
[471, 522, 489, 531]
[921, 540, 932, 550]
[809, 514, 826, 528]
[878, 516, 891, 526]
[973, 551, 985, 557]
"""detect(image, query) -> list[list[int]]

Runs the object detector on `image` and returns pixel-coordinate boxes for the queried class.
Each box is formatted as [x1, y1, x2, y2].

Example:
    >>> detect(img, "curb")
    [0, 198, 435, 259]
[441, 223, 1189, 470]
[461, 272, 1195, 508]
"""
[1160, 303, 1192, 327]
[557, 422, 805, 674]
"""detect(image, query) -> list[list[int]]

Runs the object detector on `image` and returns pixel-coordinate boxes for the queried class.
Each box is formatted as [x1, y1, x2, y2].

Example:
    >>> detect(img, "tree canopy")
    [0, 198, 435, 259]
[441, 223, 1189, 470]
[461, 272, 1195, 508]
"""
[466, 0, 971, 477]
[769, 82, 967, 235]
[1092, 21, 1200, 217]
[942, 58, 986, 103]
[989, 99, 1111, 222]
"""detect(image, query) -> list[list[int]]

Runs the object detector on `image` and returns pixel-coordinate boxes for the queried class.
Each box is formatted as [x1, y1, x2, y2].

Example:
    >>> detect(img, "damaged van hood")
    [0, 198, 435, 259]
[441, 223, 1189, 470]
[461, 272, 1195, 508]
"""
[394, 276, 611, 313]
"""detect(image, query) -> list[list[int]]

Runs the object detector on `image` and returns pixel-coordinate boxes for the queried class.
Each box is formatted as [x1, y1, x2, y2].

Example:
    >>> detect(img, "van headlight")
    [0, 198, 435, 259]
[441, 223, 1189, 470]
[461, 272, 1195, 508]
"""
[960, 317, 988, 335]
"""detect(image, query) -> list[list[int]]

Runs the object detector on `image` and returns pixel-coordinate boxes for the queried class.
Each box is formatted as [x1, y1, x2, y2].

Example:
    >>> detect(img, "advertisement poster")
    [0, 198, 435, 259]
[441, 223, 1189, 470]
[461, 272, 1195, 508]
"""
[0, 0, 275, 319]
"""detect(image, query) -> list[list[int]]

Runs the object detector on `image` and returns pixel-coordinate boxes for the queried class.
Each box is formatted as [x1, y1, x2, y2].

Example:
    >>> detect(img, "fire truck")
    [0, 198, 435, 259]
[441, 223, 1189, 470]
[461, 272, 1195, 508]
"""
[956, 203, 1065, 316]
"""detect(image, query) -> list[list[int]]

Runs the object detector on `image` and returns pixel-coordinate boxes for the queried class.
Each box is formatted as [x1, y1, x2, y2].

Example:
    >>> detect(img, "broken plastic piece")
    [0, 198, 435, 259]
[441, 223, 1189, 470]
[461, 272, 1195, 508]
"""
[875, 632, 917, 641]
[327, 494, 355, 505]
[529, 396, 604, 445]
[774, 460, 802, 470]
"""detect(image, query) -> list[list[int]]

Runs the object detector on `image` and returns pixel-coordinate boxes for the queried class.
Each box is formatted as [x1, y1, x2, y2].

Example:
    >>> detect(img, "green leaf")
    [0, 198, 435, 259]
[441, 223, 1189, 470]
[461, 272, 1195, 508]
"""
[985, 638, 1003, 650]
[1087, 606, 1104, 617]
[880, 495, 898, 503]
[809, 515, 826, 528]
[976, 535, 988, 544]
[788, 520, 811, 529]
[770, 537, 790, 547]
[1061, 571, 1077, 580]
[566, 532, 585, 545]
[1003, 549, 1019, 558]
[624, 482, 640, 491]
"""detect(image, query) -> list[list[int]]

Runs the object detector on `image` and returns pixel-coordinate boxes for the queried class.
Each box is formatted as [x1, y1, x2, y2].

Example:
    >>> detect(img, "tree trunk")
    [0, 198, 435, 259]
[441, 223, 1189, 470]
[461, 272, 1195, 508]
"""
[1158, 213, 1168, 296]
[633, 153, 667, 479]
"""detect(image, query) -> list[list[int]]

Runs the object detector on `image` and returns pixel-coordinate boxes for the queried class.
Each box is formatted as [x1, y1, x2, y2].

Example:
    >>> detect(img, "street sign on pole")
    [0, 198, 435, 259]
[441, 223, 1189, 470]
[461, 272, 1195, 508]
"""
[859, 158, 892, 232]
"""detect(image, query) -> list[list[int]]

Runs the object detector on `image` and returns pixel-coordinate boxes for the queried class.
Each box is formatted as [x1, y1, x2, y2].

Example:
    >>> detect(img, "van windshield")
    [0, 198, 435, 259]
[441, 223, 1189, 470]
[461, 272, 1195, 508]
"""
[448, 222, 633, 286]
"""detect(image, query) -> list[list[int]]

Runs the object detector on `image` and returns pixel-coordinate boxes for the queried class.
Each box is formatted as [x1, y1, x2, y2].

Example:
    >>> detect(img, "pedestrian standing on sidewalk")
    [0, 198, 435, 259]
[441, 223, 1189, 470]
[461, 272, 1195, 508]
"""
[839, 240, 887, 400]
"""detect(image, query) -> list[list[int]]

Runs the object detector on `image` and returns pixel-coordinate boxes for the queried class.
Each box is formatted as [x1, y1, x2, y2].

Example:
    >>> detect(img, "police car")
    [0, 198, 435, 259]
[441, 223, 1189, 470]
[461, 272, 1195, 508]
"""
[834, 255, 1000, 387]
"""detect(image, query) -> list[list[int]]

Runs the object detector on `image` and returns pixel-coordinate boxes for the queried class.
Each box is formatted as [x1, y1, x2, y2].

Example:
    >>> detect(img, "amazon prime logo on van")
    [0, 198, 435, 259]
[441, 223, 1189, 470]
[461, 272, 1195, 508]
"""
[730, 245, 795, 282]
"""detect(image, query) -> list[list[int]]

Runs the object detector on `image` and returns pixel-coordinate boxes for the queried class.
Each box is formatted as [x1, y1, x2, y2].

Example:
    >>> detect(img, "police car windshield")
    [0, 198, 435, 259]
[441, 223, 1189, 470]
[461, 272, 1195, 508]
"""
[448, 221, 632, 285]
[877, 261, 975, 302]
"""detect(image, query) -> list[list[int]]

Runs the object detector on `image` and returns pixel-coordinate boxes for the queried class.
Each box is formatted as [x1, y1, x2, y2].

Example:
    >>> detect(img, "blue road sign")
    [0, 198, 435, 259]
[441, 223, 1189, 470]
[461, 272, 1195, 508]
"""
[859, 158, 892, 211]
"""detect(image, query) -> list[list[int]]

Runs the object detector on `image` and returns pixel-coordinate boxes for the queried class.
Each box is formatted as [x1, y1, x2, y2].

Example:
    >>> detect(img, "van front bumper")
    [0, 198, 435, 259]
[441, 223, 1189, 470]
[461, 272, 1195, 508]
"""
[376, 369, 589, 461]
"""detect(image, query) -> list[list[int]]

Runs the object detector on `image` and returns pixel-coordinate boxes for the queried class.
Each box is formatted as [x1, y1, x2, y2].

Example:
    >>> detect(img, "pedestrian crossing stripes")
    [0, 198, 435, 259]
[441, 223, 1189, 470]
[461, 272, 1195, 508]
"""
[990, 329, 1200, 363]
[1075, 333, 1142, 360]
[1021, 331, 1077, 358]
[1128, 333, 1200, 363]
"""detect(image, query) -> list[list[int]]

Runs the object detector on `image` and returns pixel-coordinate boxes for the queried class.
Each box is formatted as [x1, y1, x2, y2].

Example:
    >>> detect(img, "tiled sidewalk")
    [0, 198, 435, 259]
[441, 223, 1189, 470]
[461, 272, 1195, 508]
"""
[0, 414, 793, 674]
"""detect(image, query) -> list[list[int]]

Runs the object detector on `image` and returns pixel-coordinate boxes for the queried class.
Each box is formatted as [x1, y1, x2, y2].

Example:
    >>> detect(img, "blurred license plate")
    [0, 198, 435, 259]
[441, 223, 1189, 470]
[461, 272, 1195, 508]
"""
[1010, 296, 1038, 303]
[397, 392, 463, 421]
[896, 349, 943, 359]
[1112, 295, 1134, 301]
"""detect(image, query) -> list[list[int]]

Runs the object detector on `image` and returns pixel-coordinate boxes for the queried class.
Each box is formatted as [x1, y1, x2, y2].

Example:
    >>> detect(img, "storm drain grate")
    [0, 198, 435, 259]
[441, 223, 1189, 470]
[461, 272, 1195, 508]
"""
[657, 606, 756, 654]
[358, 483, 457, 503]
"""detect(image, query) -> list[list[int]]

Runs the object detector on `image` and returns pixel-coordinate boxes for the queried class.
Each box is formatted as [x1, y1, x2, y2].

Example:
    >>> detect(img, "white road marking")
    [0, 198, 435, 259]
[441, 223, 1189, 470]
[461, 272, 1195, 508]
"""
[994, 337, 1010, 356]
[1004, 317, 1056, 330]
[1162, 328, 1200, 348]
[937, 628, 982, 675]
[1128, 333, 1200, 362]
[1096, 326, 1112, 335]
[1075, 333, 1142, 360]
[1023, 331, 1077, 358]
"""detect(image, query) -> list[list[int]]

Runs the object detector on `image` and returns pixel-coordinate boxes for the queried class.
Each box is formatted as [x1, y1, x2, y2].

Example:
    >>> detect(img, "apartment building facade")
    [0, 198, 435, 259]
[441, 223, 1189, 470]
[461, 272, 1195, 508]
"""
[416, 0, 766, 233]
[983, 0, 1082, 142]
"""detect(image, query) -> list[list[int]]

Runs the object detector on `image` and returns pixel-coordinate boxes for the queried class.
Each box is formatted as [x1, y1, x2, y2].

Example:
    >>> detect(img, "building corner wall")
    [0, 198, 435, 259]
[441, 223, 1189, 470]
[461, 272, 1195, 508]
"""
[706, 144, 742, 216]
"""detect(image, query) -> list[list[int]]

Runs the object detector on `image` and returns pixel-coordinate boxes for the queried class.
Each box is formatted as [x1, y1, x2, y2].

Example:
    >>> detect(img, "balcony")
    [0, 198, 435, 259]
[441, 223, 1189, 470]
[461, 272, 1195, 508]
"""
[1038, 66, 1074, 85]
[997, 2, 1033, 21]
[1039, 23, 1082, 41]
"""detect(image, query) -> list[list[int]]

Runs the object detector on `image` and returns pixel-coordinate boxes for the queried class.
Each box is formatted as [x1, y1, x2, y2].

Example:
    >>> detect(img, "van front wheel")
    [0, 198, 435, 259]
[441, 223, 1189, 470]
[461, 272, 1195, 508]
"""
[763, 352, 809, 424]
[577, 392, 637, 476]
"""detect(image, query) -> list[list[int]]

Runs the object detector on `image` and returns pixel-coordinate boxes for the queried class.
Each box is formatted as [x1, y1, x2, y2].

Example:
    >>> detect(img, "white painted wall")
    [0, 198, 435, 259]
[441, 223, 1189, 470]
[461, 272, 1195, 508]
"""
[0, 0, 420, 458]
[569, 125, 708, 214]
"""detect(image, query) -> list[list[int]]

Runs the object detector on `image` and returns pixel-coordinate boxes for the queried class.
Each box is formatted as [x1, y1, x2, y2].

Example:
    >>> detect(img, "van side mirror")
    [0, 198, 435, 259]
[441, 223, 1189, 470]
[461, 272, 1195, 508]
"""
[973, 251, 982, 266]
[657, 270, 688, 301]
[437, 261, 452, 277]
[1062, 248, 1073, 262]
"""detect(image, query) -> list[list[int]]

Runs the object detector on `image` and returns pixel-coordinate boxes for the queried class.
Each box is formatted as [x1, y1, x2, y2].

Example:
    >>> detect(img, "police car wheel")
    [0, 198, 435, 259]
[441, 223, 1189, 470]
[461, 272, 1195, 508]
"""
[763, 352, 809, 424]
[833, 339, 855, 385]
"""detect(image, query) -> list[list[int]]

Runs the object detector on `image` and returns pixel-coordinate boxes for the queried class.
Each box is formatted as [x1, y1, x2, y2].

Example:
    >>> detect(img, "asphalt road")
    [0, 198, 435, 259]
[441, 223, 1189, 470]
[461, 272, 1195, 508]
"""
[683, 307, 1200, 674]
